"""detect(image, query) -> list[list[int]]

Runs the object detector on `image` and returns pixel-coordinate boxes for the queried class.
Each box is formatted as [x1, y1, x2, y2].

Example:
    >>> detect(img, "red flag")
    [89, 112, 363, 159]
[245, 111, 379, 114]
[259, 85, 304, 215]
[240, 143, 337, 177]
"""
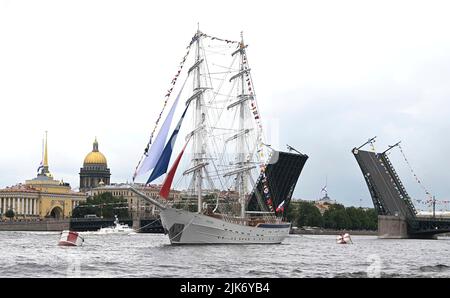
[159, 140, 189, 199]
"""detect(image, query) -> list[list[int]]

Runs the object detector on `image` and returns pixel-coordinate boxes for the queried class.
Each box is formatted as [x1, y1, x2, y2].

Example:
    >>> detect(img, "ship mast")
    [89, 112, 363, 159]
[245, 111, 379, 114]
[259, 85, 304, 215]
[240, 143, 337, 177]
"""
[224, 32, 254, 218]
[237, 33, 247, 218]
[184, 30, 257, 217]
[192, 30, 205, 213]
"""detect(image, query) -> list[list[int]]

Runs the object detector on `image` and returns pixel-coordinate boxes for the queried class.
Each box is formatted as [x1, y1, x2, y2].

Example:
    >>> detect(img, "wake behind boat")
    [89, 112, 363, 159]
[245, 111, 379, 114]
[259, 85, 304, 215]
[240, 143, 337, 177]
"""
[131, 29, 308, 244]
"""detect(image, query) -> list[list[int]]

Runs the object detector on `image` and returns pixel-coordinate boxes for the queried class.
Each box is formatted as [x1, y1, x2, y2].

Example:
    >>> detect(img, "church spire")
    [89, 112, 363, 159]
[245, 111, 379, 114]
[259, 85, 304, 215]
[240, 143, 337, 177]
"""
[39, 131, 52, 177]
[43, 131, 49, 168]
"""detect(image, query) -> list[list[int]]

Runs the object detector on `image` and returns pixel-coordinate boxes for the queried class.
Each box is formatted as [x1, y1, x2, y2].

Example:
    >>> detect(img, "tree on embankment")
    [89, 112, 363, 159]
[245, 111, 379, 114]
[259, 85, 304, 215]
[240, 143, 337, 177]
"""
[288, 200, 378, 230]
[289, 201, 323, 228]
[72, 192, 129, 219]
[5, 209, 15, 220]
[323, 204, 351, 230]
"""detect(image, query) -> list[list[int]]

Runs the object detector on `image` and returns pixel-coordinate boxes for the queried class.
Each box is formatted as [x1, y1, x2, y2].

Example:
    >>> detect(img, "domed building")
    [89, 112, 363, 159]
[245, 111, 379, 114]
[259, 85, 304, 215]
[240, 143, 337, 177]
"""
[79, 138, 111, 192]
[0, 132, 86, 220]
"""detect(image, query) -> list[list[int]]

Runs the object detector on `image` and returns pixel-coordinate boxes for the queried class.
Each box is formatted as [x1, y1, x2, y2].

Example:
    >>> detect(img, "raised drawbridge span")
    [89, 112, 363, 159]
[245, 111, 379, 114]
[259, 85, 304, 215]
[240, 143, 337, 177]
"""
[352, 138, 450, 238]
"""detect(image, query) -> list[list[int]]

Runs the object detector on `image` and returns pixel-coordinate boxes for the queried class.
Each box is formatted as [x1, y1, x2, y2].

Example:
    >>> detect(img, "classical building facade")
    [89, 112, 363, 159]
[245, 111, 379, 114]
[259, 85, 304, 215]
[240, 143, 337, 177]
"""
[314, 193, 337, 214]
[88, 183, 182, 217]
[79, 138, 111, 192]
[0, 133, 86, 220]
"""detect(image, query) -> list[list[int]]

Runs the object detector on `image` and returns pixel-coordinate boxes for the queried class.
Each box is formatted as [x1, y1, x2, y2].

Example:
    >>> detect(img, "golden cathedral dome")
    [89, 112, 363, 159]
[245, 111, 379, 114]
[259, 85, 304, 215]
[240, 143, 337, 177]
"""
[83, 138, 107, 166]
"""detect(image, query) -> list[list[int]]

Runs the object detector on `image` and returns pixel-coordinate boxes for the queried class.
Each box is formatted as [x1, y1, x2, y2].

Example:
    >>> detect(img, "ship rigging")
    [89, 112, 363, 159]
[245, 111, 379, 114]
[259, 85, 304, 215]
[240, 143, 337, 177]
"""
[129, 29, 308, 244]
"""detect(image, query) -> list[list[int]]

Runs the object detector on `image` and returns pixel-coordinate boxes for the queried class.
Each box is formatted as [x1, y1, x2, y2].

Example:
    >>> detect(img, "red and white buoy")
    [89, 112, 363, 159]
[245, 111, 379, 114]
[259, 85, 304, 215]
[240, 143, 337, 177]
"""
[58, 230, 84, 246]
[336, 233, 352, 244]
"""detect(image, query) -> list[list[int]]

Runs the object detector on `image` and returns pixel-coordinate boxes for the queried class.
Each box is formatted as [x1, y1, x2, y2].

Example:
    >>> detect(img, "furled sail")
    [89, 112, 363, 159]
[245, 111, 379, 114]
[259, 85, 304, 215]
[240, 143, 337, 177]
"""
[146, 103, 190, 184]
[135, 78, 187, 177]
[159, 139, 190, 199]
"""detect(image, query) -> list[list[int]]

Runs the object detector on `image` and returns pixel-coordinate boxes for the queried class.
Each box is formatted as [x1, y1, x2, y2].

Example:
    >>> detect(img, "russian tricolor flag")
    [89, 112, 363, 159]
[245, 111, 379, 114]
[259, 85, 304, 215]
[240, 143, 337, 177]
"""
[276, 200, 285, 213]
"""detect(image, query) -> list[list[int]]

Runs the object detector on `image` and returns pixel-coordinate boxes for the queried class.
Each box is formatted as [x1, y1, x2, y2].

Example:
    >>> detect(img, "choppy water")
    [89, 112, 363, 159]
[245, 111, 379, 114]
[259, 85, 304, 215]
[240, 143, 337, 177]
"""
[0, 231, 449, 278]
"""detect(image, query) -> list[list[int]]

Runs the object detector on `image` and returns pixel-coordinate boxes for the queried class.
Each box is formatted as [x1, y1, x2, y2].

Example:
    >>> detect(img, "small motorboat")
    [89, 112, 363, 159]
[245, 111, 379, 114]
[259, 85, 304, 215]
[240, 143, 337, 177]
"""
[58, 230, 84, 246]
[336, 233, 352, 244]
[96, 215, 134, 234]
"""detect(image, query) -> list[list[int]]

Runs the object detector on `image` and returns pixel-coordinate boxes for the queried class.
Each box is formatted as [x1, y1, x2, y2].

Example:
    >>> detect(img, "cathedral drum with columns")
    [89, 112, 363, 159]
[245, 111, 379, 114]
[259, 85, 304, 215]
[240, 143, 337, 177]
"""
[79, 138, 111, 192]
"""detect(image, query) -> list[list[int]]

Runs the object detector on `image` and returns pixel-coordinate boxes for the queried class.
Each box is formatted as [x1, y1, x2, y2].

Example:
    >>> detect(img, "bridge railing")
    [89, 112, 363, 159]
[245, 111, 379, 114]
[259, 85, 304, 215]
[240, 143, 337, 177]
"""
[379, 153, 417, 216]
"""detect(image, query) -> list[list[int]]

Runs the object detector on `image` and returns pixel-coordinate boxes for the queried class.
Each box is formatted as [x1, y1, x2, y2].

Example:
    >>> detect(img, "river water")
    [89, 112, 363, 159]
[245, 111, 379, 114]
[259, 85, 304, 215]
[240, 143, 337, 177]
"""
[0, 231, 449, 278]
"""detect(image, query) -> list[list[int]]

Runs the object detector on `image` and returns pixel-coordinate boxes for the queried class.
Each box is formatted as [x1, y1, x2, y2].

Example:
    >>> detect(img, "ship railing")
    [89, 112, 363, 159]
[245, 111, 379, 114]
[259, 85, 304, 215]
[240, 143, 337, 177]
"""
[215, 212, 278, 226]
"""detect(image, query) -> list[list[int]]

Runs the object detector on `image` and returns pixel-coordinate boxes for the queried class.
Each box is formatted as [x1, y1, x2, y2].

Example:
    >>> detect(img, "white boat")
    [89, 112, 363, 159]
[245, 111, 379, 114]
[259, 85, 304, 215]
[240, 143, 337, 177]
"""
[96, 215, 135, 234]
[131, 29, 308, 244]
[58, 230, 84, 246]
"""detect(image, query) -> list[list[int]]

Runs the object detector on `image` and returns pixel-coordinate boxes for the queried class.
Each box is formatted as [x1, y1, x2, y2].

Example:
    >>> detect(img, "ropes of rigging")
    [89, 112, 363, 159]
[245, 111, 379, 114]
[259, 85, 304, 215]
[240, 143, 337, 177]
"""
[132, 31, 240, 182]
[133, 218, 162, 232]
[201, 51, 238, 193]
[131, 31, 272, 214]
[208, 71, 238, 75]
[211, 63, 236, 70]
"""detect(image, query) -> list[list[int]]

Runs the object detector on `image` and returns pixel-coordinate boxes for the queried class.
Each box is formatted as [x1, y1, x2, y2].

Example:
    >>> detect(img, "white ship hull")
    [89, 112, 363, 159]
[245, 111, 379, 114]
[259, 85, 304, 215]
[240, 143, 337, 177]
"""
[159, 208, 291, 244]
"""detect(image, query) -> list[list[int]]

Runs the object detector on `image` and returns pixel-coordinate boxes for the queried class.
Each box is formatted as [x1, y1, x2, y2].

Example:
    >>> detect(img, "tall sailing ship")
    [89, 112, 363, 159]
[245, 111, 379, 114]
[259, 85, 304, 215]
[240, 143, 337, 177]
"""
[131, 30, 308, 244]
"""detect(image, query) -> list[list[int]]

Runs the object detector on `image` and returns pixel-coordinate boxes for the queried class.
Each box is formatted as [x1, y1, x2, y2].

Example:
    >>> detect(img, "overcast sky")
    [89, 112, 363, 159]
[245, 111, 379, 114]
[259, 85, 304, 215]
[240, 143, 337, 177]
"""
[1, 0, 449, 210]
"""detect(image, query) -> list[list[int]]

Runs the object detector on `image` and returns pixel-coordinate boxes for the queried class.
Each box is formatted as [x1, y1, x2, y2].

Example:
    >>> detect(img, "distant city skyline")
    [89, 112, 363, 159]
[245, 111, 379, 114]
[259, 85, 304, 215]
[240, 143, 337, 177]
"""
[1, 0, 450, 210]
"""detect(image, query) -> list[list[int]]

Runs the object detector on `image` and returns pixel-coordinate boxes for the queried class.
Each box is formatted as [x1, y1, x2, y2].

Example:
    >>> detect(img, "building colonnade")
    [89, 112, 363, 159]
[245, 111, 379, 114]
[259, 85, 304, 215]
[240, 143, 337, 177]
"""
[0, 197, 39, 216]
